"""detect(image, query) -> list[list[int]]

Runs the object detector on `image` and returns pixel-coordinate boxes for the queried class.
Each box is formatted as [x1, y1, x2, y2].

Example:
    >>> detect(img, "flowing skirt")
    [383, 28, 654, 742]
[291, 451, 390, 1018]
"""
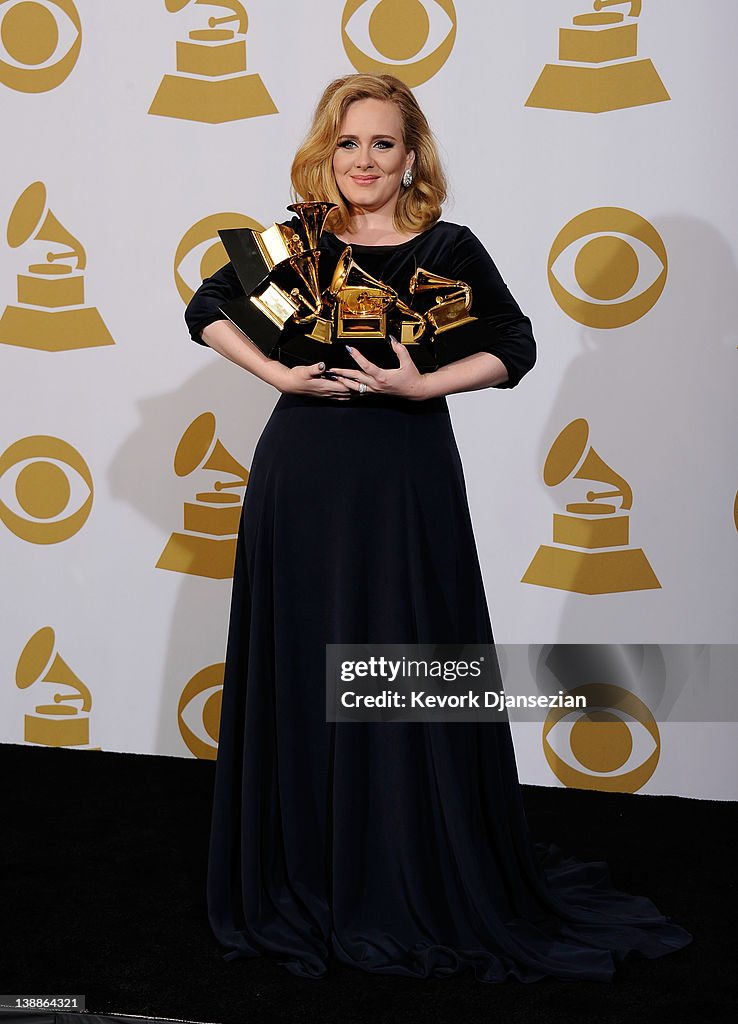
[206, 391, 692, 982]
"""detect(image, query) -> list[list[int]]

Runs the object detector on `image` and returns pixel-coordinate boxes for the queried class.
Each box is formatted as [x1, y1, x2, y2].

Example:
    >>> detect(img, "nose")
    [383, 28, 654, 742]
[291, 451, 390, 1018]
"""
[354, 146, 375, 169]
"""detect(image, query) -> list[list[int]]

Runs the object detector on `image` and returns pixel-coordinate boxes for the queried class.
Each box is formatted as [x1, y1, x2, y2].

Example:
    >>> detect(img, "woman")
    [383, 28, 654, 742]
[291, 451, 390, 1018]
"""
[184, 74, 691, 982]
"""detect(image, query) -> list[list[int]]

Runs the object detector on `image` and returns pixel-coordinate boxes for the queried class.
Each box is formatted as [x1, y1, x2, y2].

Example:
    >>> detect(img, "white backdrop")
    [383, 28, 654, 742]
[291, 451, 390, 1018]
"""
[1, 0, 736, 799]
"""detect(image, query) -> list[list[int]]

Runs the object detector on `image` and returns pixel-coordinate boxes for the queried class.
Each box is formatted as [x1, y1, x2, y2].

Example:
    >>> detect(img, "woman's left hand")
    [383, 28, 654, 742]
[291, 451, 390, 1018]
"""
[326, 338, 429, 400]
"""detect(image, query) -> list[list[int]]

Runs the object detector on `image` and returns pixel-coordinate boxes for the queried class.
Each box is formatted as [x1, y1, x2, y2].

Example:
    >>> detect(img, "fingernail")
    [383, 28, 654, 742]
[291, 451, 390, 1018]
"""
[319, 362, 325, 370]
[345, 345, 353, 353]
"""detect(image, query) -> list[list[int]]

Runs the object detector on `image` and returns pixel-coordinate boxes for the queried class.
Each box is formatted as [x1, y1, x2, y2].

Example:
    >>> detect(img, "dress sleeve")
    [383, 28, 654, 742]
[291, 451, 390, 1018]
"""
[449, 226, 537, 388]
[184, 261, 245, 346]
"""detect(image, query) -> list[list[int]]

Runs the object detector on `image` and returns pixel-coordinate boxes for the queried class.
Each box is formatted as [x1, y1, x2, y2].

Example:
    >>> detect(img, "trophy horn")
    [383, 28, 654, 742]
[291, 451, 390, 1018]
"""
[409, 268, 472, 308]
[328, 246, 353, 296]
[286, 201, 337, 251]
[409, 268, 452, 296]
[279, 202, 338, 321]
[409, 267, 476, 334]
[328, 247, 397, 303]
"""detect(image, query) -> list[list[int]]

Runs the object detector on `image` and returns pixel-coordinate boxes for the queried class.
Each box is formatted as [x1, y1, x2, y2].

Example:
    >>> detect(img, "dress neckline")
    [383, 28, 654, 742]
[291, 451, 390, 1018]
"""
[323, 221, 441, 251]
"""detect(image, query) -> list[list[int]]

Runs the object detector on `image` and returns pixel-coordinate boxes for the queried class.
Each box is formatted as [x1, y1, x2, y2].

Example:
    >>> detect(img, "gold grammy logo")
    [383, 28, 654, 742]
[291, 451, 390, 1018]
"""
[149, 0, 277, 124]
[178, 663, 224, 758]
[0, 435, 93, 543]
[543, 683, 660, 793]
[174, 211, 265, 305]
[16, 627, 100, 749]
[526, 0, 669, 113]
[342, 0, 457, 87]
[522, 418, 660, 594]
[0, 0, 82, 93]
[156, 412, 248, 579]
[0, 181, 114, 351]
[549, 208, 667, 328]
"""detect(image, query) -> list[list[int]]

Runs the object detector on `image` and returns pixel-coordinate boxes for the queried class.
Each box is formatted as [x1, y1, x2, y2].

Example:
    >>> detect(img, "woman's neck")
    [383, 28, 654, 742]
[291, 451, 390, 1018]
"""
[336, 209, 418, 246]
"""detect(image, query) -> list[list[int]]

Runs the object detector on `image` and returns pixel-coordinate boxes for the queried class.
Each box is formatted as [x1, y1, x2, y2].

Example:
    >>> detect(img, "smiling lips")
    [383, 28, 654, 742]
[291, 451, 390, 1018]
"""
[351, 175, 380, 184]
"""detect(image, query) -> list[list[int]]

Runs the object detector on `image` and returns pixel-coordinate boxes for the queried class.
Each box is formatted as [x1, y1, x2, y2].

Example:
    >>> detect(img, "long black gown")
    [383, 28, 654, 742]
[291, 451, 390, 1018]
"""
[184, 220, 692, 982]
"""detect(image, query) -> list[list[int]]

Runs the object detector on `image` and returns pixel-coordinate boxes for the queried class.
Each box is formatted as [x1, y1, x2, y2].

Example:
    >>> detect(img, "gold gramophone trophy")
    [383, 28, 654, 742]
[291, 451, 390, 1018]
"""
[326, 247, 427, 353]
[409, 268, 477, 333]
[330, 248, 394, 339]
[217, 201, 336, 361]
[216, 202, 483, 372]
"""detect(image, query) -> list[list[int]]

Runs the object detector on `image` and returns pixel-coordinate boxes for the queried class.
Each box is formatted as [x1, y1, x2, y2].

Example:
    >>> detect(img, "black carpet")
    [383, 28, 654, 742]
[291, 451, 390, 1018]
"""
[1, 742, 734, 1024]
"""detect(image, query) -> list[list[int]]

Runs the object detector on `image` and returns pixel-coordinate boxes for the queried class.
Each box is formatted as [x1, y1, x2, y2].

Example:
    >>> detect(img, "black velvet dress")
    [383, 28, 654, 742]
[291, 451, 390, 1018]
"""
[184, 220, 692, 982]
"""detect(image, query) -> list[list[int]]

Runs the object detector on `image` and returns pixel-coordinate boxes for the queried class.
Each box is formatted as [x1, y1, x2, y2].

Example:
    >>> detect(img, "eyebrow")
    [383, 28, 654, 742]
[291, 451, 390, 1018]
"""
[337, 133, 399, 140]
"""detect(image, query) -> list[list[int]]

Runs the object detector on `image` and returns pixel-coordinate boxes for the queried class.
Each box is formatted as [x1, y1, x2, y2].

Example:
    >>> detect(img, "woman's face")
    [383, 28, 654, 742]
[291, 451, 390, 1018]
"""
[332, 98, 415, 219]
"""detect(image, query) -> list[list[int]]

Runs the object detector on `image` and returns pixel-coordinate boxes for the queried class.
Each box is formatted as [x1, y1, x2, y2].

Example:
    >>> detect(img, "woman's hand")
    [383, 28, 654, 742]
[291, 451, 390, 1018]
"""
[278, 360, 353, 400]
[327, 339, 429, 400]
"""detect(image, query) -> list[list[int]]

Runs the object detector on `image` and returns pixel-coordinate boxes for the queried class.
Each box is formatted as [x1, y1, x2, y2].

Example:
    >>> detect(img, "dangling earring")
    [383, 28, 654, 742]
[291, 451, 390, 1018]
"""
[402, 168, 413, 188]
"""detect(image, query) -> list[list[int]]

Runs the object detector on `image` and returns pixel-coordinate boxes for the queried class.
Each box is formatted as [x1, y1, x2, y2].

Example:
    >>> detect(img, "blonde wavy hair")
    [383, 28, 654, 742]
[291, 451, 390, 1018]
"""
[290, 74, 447, 236]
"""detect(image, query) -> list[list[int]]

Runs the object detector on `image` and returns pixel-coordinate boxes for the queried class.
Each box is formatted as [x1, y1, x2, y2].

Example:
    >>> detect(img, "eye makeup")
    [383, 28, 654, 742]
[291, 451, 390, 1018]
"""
[336, 137, 397, 150]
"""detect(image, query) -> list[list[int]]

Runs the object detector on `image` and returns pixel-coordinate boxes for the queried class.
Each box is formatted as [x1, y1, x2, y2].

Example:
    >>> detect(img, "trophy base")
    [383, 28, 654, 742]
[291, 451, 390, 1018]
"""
[525, 59, 670, 113]
[148, 73, 278, 124]
[433, 315, 478, 335]
[156, 533, 237, 579]
[0, 305, 115, 351]
[218, 228, 271, 295]
[521, 544, 661, 594]
[219, 295, 284, 355]
[306, 317, 333, 344]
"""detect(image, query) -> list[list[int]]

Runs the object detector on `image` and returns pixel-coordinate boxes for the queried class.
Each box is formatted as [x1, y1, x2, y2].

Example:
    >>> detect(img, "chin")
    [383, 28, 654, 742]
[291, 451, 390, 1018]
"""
[347, 190, 386, 208]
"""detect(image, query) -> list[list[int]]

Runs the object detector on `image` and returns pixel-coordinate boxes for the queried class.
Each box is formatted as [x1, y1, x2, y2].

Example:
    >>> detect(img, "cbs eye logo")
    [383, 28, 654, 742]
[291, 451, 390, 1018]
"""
[178, 663, 223, 760]
[543, 683, 660, 794]
[0, 435, 93, 543]
[174, 212, 265, 305]
[342, 0, 456, 87]
[548, 207, 667, 328]
[0, 0, 82, 93]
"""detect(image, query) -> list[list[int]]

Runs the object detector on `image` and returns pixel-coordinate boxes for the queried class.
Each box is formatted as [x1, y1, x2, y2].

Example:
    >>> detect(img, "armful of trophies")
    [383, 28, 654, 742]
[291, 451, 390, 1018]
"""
[217, 201, 481, 373]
